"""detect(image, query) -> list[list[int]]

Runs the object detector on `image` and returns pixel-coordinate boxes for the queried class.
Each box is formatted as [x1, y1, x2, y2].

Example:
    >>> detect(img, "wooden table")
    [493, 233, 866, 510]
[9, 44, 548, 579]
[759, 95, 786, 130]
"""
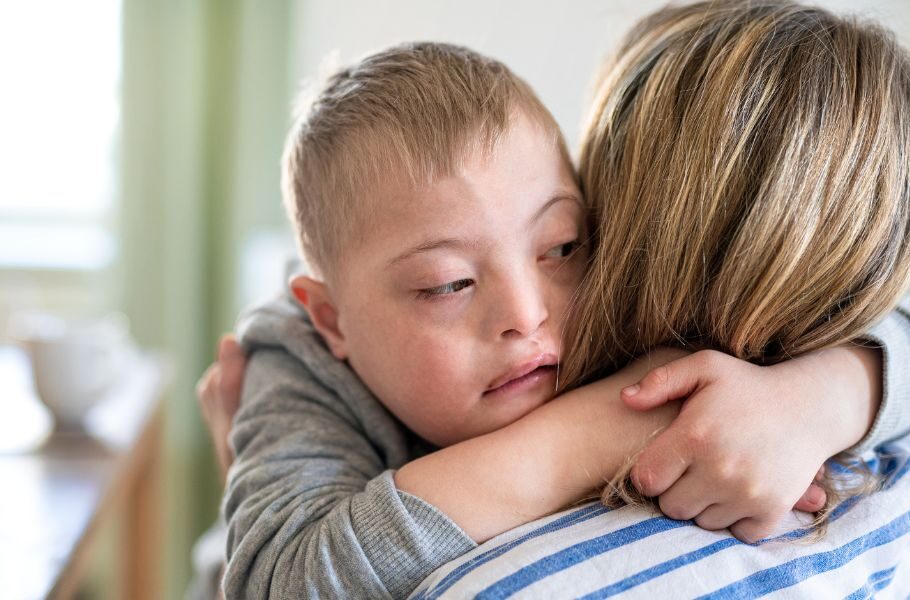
[0, 346, 169, 600]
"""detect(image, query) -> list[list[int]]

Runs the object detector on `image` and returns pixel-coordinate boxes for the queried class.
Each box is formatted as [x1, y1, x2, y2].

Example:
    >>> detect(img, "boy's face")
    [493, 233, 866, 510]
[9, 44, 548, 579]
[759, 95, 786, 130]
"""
[318, 113, 586, 447]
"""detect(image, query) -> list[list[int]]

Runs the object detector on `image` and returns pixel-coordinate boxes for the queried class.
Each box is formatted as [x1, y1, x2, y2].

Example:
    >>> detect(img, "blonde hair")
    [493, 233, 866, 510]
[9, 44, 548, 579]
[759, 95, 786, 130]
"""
[281, 42, 567, 278]
[561, 1, 910, 530]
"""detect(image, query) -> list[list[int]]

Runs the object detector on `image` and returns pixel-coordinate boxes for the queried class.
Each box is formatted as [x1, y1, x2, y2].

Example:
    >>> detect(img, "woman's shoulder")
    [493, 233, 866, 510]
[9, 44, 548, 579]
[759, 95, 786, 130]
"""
[412, 442, 910, 599]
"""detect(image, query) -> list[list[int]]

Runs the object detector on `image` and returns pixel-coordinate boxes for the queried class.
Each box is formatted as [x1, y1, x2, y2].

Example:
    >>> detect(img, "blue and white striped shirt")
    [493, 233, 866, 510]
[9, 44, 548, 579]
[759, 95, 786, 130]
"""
[412, 441, 910, 599]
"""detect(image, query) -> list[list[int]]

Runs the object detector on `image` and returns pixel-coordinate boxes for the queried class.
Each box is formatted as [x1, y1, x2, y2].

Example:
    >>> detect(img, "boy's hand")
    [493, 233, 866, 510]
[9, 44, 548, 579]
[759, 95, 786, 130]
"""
[620, 347, 880, 543]
[196, 335, 247, 485]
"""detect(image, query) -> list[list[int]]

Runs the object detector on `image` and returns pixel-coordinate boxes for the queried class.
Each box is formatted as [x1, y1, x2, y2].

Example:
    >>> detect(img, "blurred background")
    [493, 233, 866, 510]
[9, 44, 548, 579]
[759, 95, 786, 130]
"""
[1, 0, 907, 597]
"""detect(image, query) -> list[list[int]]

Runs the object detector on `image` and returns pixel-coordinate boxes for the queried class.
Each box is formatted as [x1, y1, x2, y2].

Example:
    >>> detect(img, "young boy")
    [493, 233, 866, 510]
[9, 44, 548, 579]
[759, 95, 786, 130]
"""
[217, 42, 910, 598]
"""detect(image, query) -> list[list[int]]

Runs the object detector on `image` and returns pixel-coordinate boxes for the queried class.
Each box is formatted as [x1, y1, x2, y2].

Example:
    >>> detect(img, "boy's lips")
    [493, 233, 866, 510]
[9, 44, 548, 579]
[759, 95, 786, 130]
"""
[484, 353, 558, 395]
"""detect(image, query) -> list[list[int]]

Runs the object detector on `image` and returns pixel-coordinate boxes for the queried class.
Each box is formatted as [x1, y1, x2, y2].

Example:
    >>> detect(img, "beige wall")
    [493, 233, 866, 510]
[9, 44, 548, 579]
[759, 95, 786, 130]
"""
[290, 0, 910, 151]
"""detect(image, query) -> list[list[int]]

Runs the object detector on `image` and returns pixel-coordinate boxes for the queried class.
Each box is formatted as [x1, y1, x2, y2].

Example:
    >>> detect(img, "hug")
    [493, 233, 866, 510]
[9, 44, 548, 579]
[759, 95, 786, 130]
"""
[194, 1, 910, 597]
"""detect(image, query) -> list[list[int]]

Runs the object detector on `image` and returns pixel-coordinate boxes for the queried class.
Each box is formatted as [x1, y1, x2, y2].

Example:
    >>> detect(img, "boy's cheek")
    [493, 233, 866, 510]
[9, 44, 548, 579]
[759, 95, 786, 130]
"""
[401, 344, 473, 392]
[549, 284, 582, 332]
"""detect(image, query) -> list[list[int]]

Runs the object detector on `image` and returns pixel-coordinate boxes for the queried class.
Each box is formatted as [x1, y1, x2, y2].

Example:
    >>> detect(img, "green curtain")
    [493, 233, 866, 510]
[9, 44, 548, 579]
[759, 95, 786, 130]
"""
[119, 1, 294, 596]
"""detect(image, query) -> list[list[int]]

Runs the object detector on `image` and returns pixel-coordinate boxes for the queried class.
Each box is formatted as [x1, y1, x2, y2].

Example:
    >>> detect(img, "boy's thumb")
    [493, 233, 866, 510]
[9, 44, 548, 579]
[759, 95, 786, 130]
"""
[621, 356, 701, 410]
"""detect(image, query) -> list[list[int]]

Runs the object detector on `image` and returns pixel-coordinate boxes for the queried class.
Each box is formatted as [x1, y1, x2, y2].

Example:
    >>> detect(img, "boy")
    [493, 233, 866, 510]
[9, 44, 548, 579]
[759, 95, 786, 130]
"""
[218, 42, 910, 598]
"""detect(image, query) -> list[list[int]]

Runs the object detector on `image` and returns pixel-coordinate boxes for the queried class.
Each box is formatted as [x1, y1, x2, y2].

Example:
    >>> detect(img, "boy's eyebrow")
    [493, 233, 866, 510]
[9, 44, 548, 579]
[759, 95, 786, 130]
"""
[387, 237, 482, 268]
[532, 193, 583, 224]
[387, 193, 582, 268]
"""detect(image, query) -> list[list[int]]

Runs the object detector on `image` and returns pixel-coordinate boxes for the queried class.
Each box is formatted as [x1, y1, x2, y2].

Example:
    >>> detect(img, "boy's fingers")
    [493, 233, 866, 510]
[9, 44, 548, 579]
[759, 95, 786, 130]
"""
[793, 483, 827, 513]
[693, 503, 739, 531]
[621, 355, 703, 411]
[631, 429, 692, 497]
[218, 334, 244, 362]
[656, 474, 714, 521]
[729, 512, 783, 544]
[196, 364, 218, 406]
[218, 335, 248, 401]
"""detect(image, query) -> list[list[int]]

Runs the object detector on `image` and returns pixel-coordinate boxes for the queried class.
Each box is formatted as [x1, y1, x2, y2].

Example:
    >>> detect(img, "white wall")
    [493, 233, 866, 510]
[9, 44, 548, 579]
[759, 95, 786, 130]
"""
[289, 0, 910, 152]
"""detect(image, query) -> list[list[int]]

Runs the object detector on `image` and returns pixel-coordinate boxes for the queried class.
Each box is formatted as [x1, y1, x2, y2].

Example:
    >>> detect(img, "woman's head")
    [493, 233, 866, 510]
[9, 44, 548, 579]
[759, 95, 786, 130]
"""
[561, 0, 910, 388]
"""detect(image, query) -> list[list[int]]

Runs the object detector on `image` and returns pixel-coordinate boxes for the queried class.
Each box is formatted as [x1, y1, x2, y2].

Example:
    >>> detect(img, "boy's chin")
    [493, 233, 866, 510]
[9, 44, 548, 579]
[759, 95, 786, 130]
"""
[423, 389, 555, 448]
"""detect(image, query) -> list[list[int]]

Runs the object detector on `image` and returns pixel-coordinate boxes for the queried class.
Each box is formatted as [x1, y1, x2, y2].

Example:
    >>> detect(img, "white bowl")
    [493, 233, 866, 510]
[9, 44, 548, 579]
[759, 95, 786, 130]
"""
[11, 312, 131, 429]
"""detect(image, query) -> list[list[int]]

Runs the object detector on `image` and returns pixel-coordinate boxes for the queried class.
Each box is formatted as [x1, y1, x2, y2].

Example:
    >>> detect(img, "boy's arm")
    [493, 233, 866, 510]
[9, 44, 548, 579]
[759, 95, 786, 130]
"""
[394, 349, 684, 542]
[223, 347, 475, 600]
[852, 297, 910, 452]
[223, 346, 683, 598]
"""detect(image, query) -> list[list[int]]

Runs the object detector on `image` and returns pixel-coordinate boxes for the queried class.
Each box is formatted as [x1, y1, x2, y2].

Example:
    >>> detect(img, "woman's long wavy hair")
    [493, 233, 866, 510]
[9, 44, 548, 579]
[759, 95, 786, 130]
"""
[560, 0, 910, 532]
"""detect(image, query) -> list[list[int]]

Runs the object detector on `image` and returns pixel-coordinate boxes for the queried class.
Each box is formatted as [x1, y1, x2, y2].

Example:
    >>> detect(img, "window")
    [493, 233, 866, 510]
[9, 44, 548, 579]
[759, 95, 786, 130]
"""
[0, 1, 121, 271]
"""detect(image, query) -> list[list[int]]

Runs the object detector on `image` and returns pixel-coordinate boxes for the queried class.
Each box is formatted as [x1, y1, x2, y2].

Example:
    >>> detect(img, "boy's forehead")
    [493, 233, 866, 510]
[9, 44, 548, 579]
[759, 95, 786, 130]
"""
[331, 116, 579, 267]
[352, 108, 571, 197]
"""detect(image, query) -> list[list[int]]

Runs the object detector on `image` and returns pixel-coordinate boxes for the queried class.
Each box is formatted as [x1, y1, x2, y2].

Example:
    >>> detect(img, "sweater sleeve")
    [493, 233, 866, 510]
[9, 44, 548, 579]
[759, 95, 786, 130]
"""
[851, 297, 910, 453]
[221, 348, 475, 599]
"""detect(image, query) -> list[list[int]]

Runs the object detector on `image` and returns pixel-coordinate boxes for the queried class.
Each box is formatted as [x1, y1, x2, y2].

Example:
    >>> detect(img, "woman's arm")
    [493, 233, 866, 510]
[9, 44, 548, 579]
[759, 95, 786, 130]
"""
[394, 348, 685, 542]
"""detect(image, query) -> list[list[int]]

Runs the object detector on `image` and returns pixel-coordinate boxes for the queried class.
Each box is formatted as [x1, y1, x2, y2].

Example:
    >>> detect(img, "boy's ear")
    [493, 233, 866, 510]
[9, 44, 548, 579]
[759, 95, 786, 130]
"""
[289, 275, 348, 360]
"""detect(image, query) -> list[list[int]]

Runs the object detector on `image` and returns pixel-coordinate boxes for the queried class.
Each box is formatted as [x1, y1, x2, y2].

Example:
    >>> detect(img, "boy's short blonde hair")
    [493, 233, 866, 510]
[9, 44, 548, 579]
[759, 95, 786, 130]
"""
[281, 42, 567, 278]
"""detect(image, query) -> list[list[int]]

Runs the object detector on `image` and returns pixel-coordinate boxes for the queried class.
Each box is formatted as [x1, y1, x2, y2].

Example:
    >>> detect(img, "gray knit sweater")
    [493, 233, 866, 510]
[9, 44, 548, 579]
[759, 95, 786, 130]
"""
[221, 291, 910, 599]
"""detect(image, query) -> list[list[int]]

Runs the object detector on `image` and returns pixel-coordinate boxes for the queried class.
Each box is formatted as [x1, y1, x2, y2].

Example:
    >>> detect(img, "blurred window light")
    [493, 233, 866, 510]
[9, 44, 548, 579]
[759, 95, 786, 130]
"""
[0, 223, 115, 271]
[0, 1, 121, 270]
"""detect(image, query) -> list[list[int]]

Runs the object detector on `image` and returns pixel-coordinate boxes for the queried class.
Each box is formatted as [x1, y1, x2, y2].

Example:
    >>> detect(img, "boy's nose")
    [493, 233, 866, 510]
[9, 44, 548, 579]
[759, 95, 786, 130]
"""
[496, 277, 549, 339]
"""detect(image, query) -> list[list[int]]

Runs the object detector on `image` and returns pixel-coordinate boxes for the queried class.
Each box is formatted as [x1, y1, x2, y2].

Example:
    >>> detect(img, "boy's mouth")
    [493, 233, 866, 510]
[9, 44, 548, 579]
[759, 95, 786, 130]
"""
[484, 354, 558, 396]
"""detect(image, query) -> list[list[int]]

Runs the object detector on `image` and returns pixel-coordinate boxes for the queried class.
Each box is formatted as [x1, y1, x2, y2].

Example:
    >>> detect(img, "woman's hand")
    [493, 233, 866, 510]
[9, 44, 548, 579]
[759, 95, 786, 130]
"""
[196, 335, 248, 485]
[619, 347, 880, 543]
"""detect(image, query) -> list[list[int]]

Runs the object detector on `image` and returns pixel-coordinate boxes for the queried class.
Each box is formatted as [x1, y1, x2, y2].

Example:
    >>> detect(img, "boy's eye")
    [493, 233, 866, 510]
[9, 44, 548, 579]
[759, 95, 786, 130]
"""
[417, 279, 474, 299]
[544, 240, 581, 259]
